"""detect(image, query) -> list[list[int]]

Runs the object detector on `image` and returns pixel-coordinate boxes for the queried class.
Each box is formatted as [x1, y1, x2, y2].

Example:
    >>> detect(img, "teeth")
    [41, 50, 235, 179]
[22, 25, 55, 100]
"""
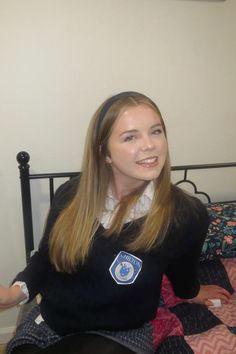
[138, 157, 157, 164]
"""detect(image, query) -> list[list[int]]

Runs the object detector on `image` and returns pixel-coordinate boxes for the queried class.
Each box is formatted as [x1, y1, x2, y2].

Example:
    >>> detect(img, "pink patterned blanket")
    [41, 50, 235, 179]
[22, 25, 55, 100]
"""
[153, 258, 236, 353]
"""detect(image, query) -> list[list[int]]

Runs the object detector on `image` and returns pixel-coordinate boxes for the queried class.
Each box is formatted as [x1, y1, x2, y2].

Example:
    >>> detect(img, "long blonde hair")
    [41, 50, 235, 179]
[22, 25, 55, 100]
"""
[49, 92, 172, 273]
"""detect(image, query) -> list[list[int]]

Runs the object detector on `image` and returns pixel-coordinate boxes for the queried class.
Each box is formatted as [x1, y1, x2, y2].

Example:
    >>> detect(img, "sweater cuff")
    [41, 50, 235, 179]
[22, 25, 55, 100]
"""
[175, 280, 200, 300]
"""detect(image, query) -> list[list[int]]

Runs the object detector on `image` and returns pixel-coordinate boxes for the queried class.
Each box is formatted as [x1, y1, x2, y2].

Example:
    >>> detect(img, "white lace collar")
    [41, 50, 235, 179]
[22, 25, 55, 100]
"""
[101, 181, 155, 229]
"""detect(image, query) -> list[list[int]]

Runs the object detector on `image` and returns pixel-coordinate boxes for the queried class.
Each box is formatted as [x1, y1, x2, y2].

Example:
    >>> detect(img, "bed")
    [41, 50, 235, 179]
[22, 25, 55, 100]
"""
[16, 151, 236, 353]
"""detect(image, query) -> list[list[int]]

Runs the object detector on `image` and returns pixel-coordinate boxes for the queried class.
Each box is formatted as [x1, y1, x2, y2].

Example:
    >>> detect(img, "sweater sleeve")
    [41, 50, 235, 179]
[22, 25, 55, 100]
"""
[12, 177, 79, 301]
[165, 197, 210, 299]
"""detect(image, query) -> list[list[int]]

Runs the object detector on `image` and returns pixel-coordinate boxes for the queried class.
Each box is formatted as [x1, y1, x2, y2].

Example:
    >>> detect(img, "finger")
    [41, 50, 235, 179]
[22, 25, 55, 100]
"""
[212, 290, 232, 303]
[214, 287, 231, 296]
[204, 286, 231, 300]
[206, 299, 215, 306]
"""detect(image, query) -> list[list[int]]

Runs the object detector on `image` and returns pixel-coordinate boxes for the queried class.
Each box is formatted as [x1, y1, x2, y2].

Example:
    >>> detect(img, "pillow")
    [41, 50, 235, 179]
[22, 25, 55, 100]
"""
[200, 203, 236, 261]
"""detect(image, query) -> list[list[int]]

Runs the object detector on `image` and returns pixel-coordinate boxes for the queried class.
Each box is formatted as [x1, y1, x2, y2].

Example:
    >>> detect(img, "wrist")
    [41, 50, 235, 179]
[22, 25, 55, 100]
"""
[11, 281, 29, 305]
[10, 285, 27, 305]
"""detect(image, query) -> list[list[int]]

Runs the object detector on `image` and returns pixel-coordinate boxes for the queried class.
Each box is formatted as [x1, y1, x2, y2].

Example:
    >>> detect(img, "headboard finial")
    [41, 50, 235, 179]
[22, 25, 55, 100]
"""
[17, 151, 30, 167]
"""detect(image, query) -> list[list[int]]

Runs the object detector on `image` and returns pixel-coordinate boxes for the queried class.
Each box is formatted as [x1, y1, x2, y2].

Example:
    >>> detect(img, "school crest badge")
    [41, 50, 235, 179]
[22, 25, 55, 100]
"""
[109, 251, 142, 285]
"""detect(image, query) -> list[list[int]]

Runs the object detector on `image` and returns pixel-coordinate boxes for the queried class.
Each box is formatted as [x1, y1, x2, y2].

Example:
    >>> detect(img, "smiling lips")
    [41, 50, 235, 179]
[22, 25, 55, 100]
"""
[136, 157, 158, 167]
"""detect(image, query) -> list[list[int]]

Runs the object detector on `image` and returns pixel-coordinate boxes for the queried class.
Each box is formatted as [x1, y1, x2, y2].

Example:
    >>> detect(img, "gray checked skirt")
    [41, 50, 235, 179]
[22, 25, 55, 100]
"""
[6, 305, 154, 354]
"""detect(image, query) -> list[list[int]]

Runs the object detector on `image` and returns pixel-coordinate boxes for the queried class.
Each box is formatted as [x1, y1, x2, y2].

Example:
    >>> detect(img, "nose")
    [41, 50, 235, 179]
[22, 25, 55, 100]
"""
[141, 135, 155, 151]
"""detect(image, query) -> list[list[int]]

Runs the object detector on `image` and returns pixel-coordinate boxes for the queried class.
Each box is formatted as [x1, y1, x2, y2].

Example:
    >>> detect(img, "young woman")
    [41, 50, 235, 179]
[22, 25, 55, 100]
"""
[0, 92, 231, 354]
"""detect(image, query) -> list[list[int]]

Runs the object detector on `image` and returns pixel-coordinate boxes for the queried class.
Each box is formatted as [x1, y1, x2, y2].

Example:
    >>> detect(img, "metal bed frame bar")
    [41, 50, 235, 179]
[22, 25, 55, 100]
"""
[16, 151, 236, 263]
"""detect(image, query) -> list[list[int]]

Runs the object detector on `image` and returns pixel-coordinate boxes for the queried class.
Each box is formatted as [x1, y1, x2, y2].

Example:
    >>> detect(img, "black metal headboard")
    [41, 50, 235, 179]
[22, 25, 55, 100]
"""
[16, 151, 236, 263]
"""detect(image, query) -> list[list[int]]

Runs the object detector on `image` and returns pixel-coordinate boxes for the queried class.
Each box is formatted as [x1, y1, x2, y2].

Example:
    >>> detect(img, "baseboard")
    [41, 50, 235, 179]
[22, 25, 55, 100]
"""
[0, 326, 15, 344]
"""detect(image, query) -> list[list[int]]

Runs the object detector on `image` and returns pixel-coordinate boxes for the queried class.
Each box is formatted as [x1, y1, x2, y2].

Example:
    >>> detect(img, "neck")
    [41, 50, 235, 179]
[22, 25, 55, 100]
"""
[111, 180, 148, 201]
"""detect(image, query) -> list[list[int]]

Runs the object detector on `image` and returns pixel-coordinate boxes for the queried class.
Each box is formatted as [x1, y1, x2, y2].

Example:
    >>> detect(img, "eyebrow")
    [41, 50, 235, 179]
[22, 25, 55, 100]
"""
[119, 123, 162, 137]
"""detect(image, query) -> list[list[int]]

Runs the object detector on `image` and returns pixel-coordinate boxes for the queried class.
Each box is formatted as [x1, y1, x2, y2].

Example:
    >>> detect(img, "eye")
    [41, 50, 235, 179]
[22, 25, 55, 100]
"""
[123, 135, 136, 142]
[152, 128, 163, 135]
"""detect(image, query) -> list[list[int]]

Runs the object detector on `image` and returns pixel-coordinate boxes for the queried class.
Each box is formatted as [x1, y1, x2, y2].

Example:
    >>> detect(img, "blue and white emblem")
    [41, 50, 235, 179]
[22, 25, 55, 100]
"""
[109, 251, 142, 285]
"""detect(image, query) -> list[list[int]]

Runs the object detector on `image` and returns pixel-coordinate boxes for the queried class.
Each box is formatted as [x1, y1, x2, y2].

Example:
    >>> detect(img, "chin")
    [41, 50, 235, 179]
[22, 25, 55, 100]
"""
[136, 173, 160, 182]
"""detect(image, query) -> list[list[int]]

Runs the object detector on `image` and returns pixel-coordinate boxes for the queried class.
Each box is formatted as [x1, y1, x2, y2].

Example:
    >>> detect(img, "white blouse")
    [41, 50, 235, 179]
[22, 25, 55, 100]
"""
[14, 181, 155, 305]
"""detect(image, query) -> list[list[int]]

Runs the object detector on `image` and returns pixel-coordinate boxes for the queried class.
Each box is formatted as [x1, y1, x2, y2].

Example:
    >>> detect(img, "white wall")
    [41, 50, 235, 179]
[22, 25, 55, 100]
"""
[0, 0, 235, 341]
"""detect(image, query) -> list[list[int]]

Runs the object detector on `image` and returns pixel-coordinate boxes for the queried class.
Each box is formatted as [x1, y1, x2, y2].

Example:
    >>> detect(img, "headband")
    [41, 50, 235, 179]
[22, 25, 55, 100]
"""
[96, 91, 141, 137]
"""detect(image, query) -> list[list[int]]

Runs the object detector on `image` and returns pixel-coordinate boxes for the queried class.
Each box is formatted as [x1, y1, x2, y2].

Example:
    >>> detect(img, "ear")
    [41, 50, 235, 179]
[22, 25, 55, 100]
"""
[105, 156, 112, 164]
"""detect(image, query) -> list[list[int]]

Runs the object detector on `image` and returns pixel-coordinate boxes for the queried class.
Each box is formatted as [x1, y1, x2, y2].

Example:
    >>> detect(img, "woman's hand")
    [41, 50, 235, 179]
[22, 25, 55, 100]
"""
[191, 284, 232, 306]
[0, 285, 26, 309]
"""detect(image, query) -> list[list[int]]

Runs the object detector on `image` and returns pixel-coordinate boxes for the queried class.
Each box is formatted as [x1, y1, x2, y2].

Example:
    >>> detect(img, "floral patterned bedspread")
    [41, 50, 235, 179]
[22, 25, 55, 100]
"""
[153, 258, 236, 353]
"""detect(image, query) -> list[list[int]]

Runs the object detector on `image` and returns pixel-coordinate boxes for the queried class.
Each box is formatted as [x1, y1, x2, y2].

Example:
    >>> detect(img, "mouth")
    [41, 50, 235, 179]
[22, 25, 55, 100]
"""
[136, 157, 158, 167]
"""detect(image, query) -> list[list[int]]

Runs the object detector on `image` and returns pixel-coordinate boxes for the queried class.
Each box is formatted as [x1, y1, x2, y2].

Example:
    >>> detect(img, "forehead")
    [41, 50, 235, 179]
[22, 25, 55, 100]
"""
[112, 104, 162, 132]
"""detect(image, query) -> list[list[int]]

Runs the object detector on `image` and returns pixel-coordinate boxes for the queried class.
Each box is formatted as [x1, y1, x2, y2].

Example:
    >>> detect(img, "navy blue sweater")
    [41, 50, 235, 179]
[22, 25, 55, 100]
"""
[14, 178, 209, 335]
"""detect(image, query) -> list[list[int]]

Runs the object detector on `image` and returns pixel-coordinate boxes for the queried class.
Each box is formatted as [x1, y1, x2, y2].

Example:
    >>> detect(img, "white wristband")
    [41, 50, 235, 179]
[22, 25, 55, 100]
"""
[209, 298, 222, 307]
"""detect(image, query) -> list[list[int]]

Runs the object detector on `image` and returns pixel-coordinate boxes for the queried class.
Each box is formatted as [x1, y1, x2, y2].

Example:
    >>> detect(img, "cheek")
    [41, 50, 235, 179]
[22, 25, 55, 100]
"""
[110, 144, 137, 159]
[160, 138, 168, 154]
